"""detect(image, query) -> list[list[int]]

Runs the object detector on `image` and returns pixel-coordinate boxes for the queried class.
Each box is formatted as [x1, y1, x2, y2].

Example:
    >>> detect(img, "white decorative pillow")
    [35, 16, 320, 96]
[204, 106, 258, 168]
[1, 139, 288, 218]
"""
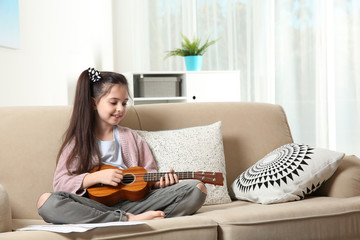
[136, 122, 231, 205]
[229, 143, 344, 204]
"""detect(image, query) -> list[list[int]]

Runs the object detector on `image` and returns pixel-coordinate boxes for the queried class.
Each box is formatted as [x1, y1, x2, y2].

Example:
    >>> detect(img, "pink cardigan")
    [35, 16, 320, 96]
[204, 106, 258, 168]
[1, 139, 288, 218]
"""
[53, 126, 157, 196]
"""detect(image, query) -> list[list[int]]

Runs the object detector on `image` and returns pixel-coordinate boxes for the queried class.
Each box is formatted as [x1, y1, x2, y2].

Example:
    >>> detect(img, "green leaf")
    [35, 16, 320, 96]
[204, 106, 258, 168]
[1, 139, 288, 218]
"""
[164, 33, 218, 60]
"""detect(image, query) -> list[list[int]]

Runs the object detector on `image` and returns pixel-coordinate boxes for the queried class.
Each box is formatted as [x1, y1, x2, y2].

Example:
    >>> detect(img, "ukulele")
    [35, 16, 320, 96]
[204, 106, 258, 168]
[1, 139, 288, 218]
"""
[87, 164, 224, 206]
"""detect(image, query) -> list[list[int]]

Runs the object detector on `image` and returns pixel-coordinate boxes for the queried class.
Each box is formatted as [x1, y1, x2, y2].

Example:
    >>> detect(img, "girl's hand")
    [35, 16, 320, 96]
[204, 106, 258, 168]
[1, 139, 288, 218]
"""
[96, 168, 124, 186]
[154, 168, 179, 189]
[82, 168, 123, 189]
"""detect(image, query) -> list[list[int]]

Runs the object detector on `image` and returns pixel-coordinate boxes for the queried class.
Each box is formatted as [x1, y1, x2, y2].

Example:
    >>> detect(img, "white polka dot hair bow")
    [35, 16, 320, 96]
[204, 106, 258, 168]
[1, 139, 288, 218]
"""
[88, 67, 102, 82]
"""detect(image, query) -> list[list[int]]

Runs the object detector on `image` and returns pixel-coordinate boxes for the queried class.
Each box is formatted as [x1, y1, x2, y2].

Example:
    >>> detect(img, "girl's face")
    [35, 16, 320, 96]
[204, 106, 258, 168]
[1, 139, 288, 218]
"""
[94, 84, 129, 131]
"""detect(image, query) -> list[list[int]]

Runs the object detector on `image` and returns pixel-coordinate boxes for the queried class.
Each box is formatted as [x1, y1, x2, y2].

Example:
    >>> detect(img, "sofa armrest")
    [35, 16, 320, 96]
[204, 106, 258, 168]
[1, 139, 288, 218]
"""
[0, 184, 12, 232]
[315, 155, 360, 197]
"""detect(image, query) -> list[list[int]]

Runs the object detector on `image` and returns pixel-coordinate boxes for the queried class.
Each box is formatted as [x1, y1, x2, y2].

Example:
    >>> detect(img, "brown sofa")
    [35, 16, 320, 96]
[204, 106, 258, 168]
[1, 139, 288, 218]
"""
[1, 102, 360, 239]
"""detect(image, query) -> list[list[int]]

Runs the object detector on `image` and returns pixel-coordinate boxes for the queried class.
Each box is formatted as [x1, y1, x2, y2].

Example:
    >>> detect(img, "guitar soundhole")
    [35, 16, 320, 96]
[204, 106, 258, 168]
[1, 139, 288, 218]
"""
[121, 173, 135, 185]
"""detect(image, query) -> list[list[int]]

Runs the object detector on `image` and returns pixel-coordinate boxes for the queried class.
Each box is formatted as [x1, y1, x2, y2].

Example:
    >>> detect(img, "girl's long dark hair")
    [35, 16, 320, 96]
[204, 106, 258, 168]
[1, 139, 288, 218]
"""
[57, 69, 129, 174]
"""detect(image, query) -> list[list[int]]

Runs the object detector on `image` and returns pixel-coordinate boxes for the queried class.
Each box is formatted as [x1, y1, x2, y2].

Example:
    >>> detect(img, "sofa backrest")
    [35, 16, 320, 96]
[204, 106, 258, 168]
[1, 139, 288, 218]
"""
[125, 102, 294, 187]
[0, 102, 293, 219]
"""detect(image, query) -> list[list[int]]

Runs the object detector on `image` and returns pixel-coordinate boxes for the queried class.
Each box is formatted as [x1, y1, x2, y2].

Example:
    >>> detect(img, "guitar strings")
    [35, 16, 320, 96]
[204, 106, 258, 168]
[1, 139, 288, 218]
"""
[122, 173, 195, 179]
[122, 173, 220, 182]
[122, 173, 218, 178]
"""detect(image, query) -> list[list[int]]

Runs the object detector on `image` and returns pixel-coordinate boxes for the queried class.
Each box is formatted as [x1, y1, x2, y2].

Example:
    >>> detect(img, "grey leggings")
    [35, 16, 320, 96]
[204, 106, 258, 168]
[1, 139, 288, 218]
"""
[38, 180, 206, 224]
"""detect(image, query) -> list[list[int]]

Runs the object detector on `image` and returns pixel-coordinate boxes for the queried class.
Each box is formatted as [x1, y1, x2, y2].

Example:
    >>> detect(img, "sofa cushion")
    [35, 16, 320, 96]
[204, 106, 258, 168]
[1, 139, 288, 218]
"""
[229, 143, 344, 204]
[196, 196, 360, 240]
[136, 121, 231, 205]
[11, 216, 218, 240]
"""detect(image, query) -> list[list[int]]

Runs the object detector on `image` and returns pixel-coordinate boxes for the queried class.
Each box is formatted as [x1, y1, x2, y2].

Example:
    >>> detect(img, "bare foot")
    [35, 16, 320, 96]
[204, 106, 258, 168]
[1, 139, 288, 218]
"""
[126, 211, 165, 221]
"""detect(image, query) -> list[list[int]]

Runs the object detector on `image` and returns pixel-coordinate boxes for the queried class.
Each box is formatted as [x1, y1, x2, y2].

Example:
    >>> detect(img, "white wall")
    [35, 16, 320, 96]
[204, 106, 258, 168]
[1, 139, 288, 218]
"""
[0, 0, 114, 106]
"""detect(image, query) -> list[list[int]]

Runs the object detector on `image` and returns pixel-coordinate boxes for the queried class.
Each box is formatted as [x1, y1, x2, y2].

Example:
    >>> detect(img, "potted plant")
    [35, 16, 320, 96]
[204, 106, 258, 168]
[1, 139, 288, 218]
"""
[164, 34, 218, 71]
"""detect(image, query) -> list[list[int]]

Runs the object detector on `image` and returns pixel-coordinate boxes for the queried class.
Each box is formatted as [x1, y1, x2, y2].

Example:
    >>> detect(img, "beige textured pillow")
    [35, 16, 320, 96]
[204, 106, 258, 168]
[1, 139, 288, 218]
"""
[136, 122, 231, 205]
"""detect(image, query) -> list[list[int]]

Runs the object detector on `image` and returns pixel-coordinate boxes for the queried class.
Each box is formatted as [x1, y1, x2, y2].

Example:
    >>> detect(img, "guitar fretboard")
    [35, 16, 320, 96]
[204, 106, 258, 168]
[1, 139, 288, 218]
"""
[144, 172, 195, 182]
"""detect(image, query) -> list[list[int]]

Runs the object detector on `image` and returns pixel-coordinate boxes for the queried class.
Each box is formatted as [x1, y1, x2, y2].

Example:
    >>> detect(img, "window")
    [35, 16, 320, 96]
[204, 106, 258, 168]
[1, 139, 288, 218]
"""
[133, 0, 360, 156]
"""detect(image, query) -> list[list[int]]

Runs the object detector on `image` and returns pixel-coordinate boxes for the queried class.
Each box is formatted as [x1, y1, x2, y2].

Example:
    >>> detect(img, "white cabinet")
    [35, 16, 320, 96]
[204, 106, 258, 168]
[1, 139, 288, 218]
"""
[185, 71, 240, 102]
[124, 71, 240, 105]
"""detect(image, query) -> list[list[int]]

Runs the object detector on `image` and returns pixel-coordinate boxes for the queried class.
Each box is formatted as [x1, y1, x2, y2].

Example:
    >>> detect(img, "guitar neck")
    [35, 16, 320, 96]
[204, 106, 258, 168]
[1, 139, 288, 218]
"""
[144, 172, 194, 182]
[144, 170, 224, 186]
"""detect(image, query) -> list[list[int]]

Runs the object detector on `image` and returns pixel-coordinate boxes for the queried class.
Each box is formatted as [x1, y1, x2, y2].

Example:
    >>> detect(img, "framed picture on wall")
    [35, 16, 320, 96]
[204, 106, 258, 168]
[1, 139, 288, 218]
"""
[0, 0, 20, 49]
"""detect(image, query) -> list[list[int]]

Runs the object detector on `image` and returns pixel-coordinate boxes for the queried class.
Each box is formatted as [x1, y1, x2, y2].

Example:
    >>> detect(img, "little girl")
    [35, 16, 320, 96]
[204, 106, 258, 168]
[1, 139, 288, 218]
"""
[37, 68, 207, 223]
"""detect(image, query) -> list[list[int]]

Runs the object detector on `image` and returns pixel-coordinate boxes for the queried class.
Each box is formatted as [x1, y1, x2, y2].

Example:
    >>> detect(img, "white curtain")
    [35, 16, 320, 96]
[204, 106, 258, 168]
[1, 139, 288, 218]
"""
[142, 0, 360, 156]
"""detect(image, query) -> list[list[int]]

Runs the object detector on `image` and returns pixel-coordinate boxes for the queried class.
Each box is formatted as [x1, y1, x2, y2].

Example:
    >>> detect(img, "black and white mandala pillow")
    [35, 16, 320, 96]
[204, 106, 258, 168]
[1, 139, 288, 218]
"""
[230, 143, 344, 204]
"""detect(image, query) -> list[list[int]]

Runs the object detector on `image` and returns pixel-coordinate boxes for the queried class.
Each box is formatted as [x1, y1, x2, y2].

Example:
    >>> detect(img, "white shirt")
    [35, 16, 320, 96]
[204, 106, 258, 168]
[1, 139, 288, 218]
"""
[97, 126, 127, 169]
